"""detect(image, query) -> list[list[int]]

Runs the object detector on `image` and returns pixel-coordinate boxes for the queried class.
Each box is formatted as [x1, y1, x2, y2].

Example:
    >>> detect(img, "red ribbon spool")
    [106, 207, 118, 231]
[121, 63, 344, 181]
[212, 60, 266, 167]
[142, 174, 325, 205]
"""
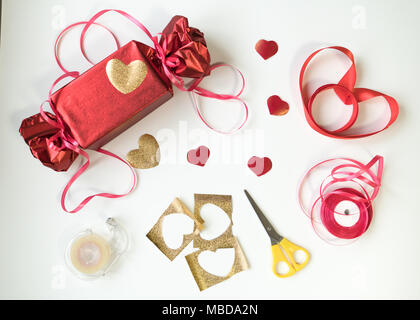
[320, 188, 373, 239]
[298, 156, 383, 244]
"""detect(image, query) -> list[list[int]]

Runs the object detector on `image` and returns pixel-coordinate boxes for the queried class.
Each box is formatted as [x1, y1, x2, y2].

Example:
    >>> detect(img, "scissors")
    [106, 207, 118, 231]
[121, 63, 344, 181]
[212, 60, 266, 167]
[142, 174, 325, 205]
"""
[244, 190, 310, 278]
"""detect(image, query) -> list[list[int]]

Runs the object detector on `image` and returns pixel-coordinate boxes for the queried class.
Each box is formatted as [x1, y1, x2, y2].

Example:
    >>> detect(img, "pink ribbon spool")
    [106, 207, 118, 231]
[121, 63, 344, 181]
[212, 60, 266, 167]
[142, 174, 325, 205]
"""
[298, 156, 383, 245]
[320, 188, 373, 239]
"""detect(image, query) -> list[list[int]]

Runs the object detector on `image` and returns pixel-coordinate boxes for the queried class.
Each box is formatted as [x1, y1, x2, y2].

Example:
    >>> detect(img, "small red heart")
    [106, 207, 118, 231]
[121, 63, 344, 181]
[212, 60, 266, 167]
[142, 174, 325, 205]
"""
[247, 156, 272, 177]
[267, 95, 289, 116]
[255, 39, 278, 60]
[187, 146, 210, 167]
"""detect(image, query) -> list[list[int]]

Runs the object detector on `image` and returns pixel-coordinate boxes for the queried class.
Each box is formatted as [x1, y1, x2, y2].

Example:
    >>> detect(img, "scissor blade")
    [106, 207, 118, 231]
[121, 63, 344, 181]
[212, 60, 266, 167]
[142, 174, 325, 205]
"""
[244, 190, 283, 244]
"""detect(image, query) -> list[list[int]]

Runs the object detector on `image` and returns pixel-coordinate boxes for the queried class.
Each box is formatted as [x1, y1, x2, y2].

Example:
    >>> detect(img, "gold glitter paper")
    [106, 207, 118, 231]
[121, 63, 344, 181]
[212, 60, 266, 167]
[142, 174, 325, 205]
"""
[193, 194, 233, 250]
[147, 198, 204, 261]
[147, 194, 249, 291]
[126, 134, 160, 169]
[185, 237, 249, 291]
[106, 58, 147, 94]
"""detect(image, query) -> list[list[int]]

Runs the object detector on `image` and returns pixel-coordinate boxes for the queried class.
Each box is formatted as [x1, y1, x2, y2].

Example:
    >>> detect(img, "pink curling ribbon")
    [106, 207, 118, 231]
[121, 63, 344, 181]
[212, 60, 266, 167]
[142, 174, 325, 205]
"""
[41, 21, 136, 213]
[42, 10, 248, 213]
[298, 155, 383, 244]
[79, 9, 248, 134]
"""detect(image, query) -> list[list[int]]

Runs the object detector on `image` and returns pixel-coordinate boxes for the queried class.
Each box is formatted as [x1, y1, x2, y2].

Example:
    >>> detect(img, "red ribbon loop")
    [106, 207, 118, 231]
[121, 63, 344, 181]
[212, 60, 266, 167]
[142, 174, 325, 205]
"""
[299, 46, 399, 139]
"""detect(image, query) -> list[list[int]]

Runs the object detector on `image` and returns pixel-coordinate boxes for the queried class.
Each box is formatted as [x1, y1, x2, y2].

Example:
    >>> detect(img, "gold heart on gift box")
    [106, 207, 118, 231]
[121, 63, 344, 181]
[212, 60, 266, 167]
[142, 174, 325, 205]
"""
[126, 134, 160, 169]
[106, 59, 147, 94]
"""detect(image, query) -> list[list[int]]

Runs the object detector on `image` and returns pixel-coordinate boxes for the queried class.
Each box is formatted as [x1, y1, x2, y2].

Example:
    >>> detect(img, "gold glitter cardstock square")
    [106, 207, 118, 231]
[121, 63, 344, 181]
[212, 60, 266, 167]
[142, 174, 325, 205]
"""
[185, 237, 249, 291]
[146, 198, 203, 261]
[193, 194, 234, 250]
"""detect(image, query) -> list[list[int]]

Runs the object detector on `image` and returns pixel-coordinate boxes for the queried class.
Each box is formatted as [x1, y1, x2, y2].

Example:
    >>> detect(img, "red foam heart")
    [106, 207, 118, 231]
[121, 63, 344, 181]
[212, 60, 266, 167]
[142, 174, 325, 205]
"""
[247, 156, 272, 177]
[187, 146, 210, 167]
[255, 39, 278, 60]
[267, 95, 289, 116]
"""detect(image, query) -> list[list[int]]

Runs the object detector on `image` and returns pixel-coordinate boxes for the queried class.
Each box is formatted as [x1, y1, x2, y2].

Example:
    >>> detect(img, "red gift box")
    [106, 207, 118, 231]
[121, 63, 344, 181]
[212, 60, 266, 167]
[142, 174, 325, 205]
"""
[50, 41, 173, 150]
[20, 13, 213, 172]
[18, 10, 246, 213]
[19, 12, 213, 170]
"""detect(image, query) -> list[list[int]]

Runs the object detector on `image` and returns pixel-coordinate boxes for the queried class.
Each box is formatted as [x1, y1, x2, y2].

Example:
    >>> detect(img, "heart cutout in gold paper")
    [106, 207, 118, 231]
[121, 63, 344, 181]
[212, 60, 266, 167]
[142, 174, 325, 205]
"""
[106, 59, 147, 94]
[198, 203, 231, 241]
[126, 134, 160, 169]
[162, 214, 196, 250]
[197, 248, 235, 277]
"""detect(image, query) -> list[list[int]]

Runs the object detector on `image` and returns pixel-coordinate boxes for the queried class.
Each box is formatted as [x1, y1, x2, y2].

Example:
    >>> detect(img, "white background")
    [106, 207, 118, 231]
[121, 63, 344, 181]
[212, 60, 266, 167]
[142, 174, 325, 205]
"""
[1, 0, 419, 299]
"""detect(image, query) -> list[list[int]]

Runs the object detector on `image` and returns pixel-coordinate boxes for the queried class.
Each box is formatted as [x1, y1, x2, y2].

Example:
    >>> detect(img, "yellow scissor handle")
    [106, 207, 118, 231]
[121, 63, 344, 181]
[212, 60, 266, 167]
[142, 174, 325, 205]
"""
[271, 244, 296, 278]
[271, 238, 310, 278]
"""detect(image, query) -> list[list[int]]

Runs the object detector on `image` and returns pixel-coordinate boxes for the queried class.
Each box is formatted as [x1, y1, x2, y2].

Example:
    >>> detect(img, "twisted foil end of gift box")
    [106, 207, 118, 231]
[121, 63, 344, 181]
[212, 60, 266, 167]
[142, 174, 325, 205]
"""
[19, 71, 137, 214]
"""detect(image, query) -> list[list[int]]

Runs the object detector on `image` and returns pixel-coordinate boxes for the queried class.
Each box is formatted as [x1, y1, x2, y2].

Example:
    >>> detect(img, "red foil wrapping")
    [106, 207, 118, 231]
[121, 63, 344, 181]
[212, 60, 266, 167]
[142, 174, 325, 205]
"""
[19, 112, 78, 171]
[160, 15, 211, 78]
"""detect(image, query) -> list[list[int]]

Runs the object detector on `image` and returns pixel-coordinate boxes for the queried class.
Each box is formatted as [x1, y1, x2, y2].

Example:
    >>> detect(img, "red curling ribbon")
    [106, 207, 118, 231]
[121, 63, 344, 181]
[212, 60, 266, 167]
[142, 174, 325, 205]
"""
[27, 22, 137, 213]
[54, 21, 120, 74]
[39, 60, 137, 214]
[299, 46, 399, 139]
[298, 155, 383, 244]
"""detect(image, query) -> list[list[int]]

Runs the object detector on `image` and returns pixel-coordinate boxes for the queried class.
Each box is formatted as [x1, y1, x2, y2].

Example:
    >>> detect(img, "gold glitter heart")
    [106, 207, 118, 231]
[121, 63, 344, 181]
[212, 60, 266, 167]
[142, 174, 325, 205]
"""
[106, 59, 147, 94]
[126, 134, 160, 169]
